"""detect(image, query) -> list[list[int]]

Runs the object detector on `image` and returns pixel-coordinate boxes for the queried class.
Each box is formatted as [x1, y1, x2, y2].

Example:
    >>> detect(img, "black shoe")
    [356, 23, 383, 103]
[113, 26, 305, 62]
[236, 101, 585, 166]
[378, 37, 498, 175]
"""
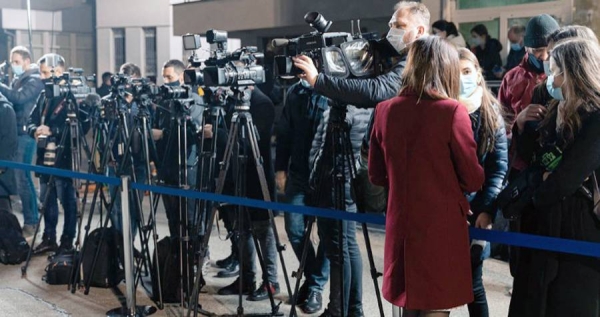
[301, 291, 323, 314]
[215, 253, 234, 268]
[247, 281, 280, 301]
[348, 307, 364, 317]
[216, 259, 239, 278]
[33, 236, 58, 255]
[217, 278, 254, 295]
[292, 281, 309, 306]
[319, 309, 339, 317]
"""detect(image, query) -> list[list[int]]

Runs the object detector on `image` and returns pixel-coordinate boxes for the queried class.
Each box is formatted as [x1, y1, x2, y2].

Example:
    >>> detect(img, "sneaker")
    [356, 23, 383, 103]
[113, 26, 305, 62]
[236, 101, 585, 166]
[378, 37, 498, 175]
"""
[301, 290, 323, 314]
[22, 224, 36, 238]
[216, 258, 239, 278]
[247, 281, 280, 301]
[215, 253, 234, 269]
[55, 241, 74, 256]
[33, 236, 58, 255]
[217, 278, 254, 296]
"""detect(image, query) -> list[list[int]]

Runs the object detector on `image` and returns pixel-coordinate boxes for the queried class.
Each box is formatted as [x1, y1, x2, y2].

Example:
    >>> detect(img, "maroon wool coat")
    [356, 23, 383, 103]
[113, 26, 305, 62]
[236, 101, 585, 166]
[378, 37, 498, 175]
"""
[368, 90, 484, 310]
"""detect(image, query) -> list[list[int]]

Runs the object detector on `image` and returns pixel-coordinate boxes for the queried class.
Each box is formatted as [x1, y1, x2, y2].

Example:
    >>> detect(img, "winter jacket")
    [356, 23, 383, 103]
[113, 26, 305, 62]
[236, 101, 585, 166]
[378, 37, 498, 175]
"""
[509, 109, 600, 317]
[505, 47, 526, 73]
[0, 95, 17, 196]
[0, 68, 44, 135]
[466, 106, 509, 221]
[27, 92, 90, 177]
[447, 33, 467, 48]
[308, 104, 372, 210]
[275, 83, 328, 192]
[473, 36, 503, 80]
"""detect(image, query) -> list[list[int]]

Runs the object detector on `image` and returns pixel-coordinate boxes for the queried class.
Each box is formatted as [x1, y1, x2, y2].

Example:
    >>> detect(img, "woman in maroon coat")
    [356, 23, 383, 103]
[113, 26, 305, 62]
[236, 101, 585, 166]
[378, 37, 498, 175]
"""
[368, 36, 485, 316]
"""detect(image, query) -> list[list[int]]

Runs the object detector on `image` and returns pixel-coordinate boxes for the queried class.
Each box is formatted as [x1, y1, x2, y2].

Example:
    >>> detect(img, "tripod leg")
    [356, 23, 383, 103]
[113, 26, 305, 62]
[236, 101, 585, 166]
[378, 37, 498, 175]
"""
[289, 216, 317, 317]
[361, 222, 384, 317]
[243, 114, 293, 300]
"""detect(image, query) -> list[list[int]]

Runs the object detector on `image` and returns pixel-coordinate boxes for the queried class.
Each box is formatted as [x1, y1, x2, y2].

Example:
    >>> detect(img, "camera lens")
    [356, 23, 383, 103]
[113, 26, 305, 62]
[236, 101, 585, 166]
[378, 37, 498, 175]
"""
[304, 12, 332, 33]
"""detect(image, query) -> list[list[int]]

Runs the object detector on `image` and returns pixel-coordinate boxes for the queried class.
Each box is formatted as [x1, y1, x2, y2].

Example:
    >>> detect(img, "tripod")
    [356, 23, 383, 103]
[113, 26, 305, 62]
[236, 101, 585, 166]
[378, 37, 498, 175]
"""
[21, 93, 91, 277]
[188, 87, 290, 317]
[289, 104, 384, 317]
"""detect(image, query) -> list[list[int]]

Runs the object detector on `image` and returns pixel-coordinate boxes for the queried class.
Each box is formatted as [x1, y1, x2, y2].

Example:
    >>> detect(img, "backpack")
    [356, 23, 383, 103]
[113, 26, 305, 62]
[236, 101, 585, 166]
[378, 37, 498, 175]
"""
[353, 149, 388, 214]
[80, 227, 124, 288]
[152, 236, 200, 304]
[0, 209, 30, 265]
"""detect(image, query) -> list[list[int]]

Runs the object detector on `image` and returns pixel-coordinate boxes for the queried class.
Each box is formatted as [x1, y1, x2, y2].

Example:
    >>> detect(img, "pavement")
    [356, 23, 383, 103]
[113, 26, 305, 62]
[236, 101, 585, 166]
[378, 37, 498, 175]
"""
[0, 192, 514, 317]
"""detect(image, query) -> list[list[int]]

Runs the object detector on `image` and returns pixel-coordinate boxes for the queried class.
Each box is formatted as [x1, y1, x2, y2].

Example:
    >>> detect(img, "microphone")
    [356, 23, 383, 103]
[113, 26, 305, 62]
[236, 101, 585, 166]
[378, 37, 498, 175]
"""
[83, 93, 101, 109]
[271, 38, 291, 47]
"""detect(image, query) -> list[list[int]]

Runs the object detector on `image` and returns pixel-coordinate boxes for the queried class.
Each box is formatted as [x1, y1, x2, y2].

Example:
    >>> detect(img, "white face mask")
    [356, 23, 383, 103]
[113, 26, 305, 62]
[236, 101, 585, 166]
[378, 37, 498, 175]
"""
[387, 28, 408, 53]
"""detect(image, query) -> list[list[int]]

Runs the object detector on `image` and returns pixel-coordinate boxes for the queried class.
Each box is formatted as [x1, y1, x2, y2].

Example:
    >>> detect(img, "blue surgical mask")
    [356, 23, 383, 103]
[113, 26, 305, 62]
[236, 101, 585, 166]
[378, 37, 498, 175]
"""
[546, 75, 564, 101]
[510, 42, 523, 51]
[11, 64, 24, 76]
[528, 54, 544, 74]
[165, 80, 180, 87]
[460, 73, 478, 98]
[543, 60, 551, 77]
[469, 37, 482, 47]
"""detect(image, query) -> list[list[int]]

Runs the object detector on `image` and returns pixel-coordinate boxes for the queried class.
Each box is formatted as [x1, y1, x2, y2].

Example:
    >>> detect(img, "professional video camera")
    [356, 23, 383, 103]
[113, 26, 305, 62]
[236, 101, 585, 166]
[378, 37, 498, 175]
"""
[45, 68, 96, 100]
[183, 30, 266, 87]
[272, 12, 375, 79]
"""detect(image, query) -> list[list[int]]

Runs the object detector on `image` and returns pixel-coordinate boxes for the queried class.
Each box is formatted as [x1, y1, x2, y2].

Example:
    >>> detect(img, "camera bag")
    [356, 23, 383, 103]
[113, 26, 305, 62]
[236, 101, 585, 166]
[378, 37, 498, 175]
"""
[81, 227, 124, 288]
[44, 252, 78, 285]
[0, 209, 30, 265]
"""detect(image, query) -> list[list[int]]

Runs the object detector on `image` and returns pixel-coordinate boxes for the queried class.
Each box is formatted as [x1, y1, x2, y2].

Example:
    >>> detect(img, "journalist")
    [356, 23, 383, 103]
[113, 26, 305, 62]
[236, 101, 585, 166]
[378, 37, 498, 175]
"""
[97, 71, 112, 97]
[509, 38, 600, 317]
[275, 80, 329, 313]
[0, 94, 18, 213]
[28, 54, 88, 255]
[0, 46, 44, 237]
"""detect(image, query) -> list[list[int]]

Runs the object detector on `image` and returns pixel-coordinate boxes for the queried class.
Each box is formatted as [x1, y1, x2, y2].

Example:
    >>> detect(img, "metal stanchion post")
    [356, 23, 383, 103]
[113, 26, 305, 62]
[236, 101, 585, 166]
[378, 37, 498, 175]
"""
[107, 176, 157, 317]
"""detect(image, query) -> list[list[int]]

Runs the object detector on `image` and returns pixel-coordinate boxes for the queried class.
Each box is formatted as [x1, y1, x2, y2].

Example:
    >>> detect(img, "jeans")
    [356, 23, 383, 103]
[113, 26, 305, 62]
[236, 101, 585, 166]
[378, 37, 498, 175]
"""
[318, 216, 363, 316]
[239, 217, 278, 285]
[468, 242, 490, 317]
[15, 135, 38, 225]
[40, 177, 77, 242]
[284, 184, 329, 293]
[108, 164, 146, 236]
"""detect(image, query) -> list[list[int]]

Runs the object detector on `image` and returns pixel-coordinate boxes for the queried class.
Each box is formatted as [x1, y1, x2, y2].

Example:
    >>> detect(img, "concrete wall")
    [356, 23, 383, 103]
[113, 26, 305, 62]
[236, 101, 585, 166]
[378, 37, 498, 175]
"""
[96, 0, 183, 84]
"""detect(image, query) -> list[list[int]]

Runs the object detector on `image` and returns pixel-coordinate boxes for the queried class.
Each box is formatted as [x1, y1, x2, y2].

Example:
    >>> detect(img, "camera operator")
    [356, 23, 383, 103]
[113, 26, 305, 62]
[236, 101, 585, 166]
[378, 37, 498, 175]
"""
[0, 94, 18, 213]
[0, 46, 44, 237]
[275, 79, 329, 313]
[28, 54, 89, 255]
[216, 86, 279, 302]
[152, 59, 204, 239]
[293, 1, 429, 109]
[97, 71, 112, 97]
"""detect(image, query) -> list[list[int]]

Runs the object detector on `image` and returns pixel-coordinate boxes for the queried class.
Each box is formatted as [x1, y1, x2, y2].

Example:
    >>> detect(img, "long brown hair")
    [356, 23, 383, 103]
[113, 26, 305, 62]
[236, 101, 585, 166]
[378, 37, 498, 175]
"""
[457, 48, 504, 155]
[540, 38, 600, 145]
[400, 36, 460, 101]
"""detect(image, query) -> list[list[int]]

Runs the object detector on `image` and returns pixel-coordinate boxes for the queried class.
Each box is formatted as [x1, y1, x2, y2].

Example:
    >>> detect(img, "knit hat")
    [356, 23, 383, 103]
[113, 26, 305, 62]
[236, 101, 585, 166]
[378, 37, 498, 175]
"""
[524, 14, 560, 48]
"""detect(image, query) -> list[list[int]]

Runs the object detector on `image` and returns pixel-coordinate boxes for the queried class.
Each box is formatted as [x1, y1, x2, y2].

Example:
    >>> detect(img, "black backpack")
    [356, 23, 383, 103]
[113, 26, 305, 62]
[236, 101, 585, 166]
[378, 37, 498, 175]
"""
[80, 227, 124, 288]
[0, 209, 30, 265]
[152, 236, 200, 304]
[44, 252, 78, 285]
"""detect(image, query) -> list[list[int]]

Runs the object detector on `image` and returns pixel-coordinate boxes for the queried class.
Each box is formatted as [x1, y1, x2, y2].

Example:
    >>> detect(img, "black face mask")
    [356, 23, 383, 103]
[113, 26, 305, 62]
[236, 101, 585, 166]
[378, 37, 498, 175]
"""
[528, 53, 545, 74]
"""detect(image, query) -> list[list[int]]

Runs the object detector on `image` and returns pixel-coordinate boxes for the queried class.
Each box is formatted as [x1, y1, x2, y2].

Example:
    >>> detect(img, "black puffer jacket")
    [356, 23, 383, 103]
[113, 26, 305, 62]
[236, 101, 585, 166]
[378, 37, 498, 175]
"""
[466, 106, 509, 221]
[0, 68, 44, 135]
[308, 104, 373, 211]
[0, 95, 17, 196]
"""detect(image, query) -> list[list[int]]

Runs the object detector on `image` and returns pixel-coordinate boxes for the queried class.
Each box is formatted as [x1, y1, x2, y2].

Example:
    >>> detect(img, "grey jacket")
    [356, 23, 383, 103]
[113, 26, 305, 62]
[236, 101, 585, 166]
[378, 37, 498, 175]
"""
[0, 68, 44, 135]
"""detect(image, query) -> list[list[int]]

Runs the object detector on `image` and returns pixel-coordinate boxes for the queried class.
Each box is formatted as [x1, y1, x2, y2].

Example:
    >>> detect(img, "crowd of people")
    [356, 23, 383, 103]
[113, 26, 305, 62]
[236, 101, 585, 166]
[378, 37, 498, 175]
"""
[0, 1, 599, 317]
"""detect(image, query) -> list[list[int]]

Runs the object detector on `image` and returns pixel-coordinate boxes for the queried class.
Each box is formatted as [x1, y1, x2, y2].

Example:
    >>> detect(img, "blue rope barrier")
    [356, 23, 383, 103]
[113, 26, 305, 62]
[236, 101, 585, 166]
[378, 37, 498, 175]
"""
[2, 160, 599, 258]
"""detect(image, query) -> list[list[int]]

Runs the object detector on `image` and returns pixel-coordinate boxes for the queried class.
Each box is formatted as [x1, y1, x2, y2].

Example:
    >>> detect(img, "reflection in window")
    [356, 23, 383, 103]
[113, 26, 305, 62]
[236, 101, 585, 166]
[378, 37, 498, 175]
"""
[113, 28, 125, 73]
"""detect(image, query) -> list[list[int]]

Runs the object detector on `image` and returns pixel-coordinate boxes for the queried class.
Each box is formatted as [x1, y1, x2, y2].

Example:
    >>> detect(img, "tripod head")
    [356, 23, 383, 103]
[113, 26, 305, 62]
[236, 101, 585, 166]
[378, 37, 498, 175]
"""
[231, 86, 253, 111]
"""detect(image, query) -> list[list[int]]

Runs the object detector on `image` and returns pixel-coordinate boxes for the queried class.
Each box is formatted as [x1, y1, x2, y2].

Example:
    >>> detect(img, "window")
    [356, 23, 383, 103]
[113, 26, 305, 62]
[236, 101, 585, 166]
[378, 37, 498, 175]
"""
[459, 19, 500, 43]
[113, 28, 125, 72]
[144, 27, 157, 77]
[458, 0, 553, 10]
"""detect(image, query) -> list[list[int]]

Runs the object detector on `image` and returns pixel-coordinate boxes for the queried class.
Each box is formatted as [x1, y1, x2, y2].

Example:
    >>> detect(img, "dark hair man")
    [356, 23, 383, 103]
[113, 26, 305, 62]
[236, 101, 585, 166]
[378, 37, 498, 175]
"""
[0, 46, 44, 237]
[97, 71, 113, 97]
[28, 54, 88, 255]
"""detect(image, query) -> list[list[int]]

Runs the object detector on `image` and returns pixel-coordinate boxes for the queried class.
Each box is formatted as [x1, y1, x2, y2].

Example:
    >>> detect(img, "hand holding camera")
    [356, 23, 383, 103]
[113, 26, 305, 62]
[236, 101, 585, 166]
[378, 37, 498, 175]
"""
[35, 125, 52, 141]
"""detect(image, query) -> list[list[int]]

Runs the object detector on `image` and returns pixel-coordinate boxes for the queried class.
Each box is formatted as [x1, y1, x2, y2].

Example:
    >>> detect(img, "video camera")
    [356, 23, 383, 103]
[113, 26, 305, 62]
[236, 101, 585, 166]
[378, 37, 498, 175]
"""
[272, 12, 375, 79]
[45, 68, 96, 100]
[183, 30, 266, 87]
